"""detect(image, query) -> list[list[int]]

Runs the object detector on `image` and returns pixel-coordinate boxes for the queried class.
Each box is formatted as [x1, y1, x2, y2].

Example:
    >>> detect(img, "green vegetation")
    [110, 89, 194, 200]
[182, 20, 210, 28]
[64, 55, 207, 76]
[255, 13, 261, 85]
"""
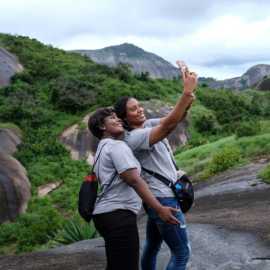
[49, 217, 97, 247]
[259, 165, 270, 184]
[175, 133, 270, 181]
[0, 33, 269, 254]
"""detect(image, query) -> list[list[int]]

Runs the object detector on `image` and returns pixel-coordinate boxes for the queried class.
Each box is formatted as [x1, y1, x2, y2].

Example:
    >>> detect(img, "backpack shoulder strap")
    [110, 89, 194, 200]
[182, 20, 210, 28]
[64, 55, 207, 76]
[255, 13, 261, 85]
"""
[91, 142, 107, 173]
[93, 141, 118, 202]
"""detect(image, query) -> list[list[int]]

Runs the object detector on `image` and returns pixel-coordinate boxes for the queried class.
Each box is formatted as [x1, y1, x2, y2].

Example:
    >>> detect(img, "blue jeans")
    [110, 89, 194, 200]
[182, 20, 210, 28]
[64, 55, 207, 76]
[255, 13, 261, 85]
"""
[141, 197, 190, 270]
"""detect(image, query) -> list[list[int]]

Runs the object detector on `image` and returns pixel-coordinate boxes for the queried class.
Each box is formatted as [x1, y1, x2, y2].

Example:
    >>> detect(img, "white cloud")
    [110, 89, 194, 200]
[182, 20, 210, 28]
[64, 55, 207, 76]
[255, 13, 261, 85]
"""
[1, 0, 270, 79]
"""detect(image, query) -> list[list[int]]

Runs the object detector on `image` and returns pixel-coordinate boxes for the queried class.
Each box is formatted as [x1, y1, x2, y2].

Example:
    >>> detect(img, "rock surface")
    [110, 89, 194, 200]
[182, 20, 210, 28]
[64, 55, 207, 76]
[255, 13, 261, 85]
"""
[0, 153, 31, 223]
[1, 160, 269, 269]
[0, 47, 23, 87]
[59, 113, 98, 165]
[189, 159, 270, 245]
[0, 128, 31, 223]
[72, 43, 179, 79]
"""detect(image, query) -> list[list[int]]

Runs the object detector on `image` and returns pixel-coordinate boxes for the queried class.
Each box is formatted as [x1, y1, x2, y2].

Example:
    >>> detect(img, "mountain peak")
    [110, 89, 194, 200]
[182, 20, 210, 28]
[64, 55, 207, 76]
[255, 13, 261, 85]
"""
[73, 43, 179, 79]
[102, 43, 146, 57]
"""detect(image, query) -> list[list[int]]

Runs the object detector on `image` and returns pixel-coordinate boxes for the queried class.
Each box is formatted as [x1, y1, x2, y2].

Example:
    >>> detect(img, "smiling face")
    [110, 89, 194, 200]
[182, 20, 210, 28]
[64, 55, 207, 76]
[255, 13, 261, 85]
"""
[125, 98, 146, 128]
[102, 112, 124, 138]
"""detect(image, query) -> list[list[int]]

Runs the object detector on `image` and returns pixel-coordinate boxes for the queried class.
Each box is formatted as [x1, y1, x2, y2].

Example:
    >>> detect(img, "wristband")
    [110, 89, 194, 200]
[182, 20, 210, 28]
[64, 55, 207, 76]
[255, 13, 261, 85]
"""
[183, 92, 195, 98]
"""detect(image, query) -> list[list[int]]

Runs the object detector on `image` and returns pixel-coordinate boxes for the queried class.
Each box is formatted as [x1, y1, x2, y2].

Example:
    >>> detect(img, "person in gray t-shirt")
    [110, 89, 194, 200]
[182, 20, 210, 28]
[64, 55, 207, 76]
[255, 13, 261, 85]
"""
[114, 61, 197, 270]
[88, 107, 179, 270]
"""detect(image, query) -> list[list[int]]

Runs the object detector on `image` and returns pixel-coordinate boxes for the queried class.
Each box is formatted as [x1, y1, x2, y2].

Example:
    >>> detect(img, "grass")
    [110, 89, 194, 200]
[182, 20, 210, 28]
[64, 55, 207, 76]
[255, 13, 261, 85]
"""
[174, 133, 270, 181]
[259, 164, 270, 184]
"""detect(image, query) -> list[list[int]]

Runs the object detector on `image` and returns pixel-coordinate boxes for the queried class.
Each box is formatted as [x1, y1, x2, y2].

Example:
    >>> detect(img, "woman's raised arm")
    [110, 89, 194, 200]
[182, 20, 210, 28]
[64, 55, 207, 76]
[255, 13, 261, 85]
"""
[148, 61, 197, 145]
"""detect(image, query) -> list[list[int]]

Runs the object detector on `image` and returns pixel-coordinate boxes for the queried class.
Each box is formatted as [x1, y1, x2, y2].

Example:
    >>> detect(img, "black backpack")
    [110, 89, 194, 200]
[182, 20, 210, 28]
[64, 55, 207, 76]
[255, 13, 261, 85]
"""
[78, 143, 117, 222]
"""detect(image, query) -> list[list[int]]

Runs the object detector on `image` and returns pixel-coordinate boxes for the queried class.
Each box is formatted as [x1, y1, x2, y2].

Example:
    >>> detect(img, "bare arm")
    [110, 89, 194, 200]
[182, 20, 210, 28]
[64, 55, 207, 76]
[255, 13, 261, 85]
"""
[120, 168, 180, 224]
[148, 62, 197, 146]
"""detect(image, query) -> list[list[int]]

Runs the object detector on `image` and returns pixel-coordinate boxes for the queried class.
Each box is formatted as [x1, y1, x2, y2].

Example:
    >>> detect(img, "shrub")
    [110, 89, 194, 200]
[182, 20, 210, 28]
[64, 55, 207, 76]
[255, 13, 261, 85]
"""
[191, 105, 220, 134]
[197, 88, 252, 124]
[50, 76, 97, 113]
[16, 207, 63, 253]
[259, 165, 270, 184]
[206, 146, 241, 176]
[235, 121, 261, 138]
[51, 217, 97, 246]
[0, 222, 19, 246]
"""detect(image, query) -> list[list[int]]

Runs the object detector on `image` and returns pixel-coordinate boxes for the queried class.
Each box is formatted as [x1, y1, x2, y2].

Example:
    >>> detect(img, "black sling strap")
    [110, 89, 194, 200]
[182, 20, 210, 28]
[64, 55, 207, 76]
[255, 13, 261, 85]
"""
[142, 141, 179, 188]
[93, 142, 117, 202]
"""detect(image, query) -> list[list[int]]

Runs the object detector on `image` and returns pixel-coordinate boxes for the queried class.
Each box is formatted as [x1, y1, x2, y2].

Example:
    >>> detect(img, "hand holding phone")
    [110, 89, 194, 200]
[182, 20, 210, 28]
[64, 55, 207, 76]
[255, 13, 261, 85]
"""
[176, 60, 189, 79]
[176, 60, 197, 95]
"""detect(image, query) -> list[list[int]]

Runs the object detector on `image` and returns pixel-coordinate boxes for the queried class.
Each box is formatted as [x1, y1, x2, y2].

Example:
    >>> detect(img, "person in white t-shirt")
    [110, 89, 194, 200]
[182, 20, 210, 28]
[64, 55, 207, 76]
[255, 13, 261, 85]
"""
[114, 61, 197, 270]
[88, 107, 180, 270]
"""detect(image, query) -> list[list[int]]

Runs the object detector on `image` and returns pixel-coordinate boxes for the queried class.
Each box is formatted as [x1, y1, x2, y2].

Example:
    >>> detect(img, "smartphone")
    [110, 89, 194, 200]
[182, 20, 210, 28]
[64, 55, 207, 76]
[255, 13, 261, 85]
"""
[176, 60, 189, 78]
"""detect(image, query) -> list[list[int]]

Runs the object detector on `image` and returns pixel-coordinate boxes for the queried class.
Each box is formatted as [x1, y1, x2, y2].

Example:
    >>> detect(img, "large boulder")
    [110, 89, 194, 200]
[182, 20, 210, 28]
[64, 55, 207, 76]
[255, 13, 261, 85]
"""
[0, 128, 31, 223]
[60, 100, 189, 164]
[0, 47, 23, 87]
[59, 114, 98, 165]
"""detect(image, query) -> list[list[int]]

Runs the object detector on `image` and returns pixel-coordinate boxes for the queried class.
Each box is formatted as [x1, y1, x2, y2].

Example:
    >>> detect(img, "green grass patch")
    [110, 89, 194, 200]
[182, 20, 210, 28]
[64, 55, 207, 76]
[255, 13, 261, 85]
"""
[175, 133, 270, 181]
[259, 164, 270, 184]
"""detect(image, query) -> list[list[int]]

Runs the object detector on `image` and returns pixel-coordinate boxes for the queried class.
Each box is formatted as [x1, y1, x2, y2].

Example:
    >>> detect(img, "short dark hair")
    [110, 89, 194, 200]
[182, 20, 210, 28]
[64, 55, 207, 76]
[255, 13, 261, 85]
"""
[88, 108, 114, 139]
[114, 96, 132, 130]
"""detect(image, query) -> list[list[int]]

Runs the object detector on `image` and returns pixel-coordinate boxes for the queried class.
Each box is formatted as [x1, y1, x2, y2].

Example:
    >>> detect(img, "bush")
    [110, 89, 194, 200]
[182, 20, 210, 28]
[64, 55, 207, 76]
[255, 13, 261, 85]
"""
[191, 105, 220, 134]
[51, 217, 97, 246]
[205, 146, 241, 176]
[0, 222, 19, 246]
[259, 165, 270, 184]
[197, 88, 252, 124]
[235, 121, 261, 137]
[15, 207, 63, 253]
[50, 76, 97, 113]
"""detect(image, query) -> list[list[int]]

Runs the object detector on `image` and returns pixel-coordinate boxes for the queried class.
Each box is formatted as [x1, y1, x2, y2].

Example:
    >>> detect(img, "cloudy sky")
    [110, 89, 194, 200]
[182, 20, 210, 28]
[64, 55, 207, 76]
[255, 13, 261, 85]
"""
[1, 0, 270, 79]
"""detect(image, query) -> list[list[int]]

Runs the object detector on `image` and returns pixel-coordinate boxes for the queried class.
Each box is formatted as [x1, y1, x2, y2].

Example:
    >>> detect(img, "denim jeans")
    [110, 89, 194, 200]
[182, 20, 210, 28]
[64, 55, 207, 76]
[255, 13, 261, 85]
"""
[141, 197, 190, 270]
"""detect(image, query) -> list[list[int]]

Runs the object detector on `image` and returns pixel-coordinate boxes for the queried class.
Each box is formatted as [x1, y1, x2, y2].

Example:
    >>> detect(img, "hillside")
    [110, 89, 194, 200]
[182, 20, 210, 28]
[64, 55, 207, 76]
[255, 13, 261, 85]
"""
[209, 64, 270, 90]
[0, 33, 187, 254]
[72, 43, 179, 79]
[0, 33, 269, 255]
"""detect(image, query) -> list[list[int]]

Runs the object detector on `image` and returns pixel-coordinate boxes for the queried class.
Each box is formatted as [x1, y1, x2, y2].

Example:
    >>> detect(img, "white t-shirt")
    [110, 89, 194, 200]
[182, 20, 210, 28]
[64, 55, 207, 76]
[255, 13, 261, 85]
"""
[124, 119, 177, 197]
[93, 138, 142, 215]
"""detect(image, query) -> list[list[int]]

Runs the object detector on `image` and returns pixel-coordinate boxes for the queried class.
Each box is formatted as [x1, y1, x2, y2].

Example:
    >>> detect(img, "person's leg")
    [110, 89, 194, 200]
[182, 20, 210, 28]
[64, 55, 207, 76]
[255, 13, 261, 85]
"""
[141, 216, 163, 270]
[93, 209, 139, 270]
[150, 198, 191, 270]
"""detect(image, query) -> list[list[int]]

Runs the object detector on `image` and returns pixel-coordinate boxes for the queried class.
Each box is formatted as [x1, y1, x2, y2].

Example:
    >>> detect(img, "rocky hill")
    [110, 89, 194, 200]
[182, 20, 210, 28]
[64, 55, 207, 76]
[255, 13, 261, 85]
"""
[209, 64, 270, 90]
[72, 43, 179, 79]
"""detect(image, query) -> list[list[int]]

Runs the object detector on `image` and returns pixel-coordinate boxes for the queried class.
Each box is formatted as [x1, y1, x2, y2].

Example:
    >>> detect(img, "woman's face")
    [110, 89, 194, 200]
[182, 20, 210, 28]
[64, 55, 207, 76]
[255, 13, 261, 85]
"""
[103, 112, 124, 138]
[125, 98, 146, 127]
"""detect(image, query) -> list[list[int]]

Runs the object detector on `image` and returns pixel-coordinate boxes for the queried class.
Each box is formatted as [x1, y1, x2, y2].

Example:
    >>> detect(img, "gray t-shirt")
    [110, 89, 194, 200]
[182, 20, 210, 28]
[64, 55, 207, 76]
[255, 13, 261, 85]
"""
[93, 138, 142, 215]
[124, 119, 176, 197]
